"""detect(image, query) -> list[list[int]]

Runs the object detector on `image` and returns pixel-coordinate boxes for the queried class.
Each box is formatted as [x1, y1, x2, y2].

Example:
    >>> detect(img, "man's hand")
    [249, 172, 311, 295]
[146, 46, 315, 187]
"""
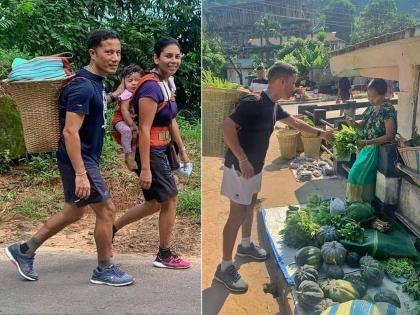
[239, 158, 254, 179]
[346, 115, 355, 127]
[321, 129, 334, 142]
[139, 169, 152, 190]
[75, 173, 91, 199]
[358, 139, 368, 149]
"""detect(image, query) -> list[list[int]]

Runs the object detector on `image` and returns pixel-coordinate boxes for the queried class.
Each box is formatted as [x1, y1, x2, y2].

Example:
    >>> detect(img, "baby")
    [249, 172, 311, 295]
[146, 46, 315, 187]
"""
[112, 64, 144, 170]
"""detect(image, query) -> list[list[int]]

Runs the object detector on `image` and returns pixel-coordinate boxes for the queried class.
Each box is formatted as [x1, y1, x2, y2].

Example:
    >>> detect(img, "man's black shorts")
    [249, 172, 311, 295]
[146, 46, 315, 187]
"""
[135, 151, 178, 203]
[57, 160, 110, 208]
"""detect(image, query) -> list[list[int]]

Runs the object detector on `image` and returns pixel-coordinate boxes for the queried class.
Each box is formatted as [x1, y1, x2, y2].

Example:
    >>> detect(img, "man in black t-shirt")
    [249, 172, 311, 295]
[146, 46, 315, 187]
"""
[250, 65, 268, 93]
[214, 62, 333, 292]
[5, 30, 134, 286]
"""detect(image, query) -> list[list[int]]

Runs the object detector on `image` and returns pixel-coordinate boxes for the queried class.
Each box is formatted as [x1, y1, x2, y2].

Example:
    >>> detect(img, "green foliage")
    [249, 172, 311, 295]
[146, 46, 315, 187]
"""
[381, 258, 416, 278]
[403, 272, 420, 300]
[0, 0, 200, 117]
[202, 26, 226, 77]
[177, 187, 200, 224]
[277, 38, 329, 83]
[202, 70, 240, 89]
[12, 190, 62, 220]
[0, 96, 26, 159]
[323, 0, 356, 42]
[0, 149, 13, 174]
[22, 153, 60, 184]
[350, 0, 417, 44]
[333, 125, 360, 160]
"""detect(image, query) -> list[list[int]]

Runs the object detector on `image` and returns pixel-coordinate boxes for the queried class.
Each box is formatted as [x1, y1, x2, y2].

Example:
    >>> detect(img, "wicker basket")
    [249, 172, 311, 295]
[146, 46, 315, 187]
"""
[398, 146, 420, 185]
[2, 77, 72, 153]
[275, 129, 299, 159]
[301, 136, 322, 158]
[293, 115, 305, 152]
[202, 87, 247, 157]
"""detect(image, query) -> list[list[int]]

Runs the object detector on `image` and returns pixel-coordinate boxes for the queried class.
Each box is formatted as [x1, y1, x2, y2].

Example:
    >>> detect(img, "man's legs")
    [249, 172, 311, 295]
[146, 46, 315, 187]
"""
[5, 202, 87, 281]
[240, 194, 257, 244]
[89, 198, 134, 286]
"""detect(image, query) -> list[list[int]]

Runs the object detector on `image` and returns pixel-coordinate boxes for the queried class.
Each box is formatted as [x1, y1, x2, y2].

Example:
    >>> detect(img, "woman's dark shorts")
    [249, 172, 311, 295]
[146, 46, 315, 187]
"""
[57, 160, 110, 208]
[135, 150, 178, 203]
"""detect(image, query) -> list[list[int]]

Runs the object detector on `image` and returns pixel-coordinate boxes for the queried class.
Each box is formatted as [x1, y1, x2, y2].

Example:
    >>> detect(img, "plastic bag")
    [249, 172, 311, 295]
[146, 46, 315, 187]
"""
[330, 197, 346, 214]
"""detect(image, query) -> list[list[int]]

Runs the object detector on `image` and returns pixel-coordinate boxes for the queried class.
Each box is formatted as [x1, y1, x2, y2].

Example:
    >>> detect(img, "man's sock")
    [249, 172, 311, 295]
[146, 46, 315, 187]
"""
[158, 247, 172, 260]
[241, 237, 251, 248]
[98, 259, 112, 271]
[221, 260, 233, 272]
[20, 237, 40, 256]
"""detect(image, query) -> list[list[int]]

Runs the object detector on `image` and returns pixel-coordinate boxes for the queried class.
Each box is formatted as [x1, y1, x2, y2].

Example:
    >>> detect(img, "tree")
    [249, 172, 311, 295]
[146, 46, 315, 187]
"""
[277, 38, 329, 83]
[252, 15, 282, 63]
[323, 0, 356, 42]
[350, 0, 416, 44]
[202, 22, 226, 78]
[0, 0, 201, 118]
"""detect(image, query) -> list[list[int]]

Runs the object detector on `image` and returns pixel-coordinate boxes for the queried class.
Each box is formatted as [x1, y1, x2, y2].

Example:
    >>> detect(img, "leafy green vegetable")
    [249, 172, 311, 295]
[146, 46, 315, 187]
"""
[403, 272, 420, 301]
[381, 258, 416, 278]
[280, 209, 320, 248]
[333, 125, 360, 159]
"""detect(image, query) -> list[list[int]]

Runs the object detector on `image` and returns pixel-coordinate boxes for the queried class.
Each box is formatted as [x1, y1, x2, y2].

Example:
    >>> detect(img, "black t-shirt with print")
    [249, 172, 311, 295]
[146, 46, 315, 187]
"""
[224, 91, 290, 174]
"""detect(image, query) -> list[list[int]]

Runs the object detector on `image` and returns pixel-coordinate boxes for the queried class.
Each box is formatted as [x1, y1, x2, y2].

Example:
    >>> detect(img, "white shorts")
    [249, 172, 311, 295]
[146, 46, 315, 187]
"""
[220, 166, 262, 205]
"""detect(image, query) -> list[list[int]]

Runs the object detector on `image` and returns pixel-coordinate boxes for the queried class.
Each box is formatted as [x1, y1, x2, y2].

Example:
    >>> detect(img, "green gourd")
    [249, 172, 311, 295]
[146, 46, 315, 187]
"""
[294, 265, 319, 287]
[374, 288, 401, 308]
[295, 246, 323, 270]
[321, 241, 347, 265]
[346, 252, 361, 268]
[322, 279, 359, 303]
[318, 225, 340, 246]
[360, 255, 375, 266]
[361, 260, 384, 286]
[343, 274, 367, 296]
[346, 203, 375, 223]
[296, 280, 325, 309]
[324, 263, 344, 279]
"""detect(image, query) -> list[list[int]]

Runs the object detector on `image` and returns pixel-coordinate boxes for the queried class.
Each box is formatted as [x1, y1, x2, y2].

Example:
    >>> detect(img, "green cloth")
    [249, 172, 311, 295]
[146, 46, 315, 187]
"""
[347, 145, 379, 202]
[358, 101, 397, 140]
[346, 101, 397, 203]
[341, 218, 419, 259]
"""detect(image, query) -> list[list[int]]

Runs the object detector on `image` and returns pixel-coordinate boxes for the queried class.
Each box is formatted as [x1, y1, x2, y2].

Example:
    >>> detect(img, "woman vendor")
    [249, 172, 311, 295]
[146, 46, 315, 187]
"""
[345, 78, 397, 202]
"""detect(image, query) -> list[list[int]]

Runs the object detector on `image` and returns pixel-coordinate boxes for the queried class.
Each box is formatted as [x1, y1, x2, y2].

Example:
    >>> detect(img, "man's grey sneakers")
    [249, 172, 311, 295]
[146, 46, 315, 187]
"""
[90, 264, 134, 287]
[5, 243, 38, 281]
[236, 243, 268, 261]
[214, 264, 248, 292]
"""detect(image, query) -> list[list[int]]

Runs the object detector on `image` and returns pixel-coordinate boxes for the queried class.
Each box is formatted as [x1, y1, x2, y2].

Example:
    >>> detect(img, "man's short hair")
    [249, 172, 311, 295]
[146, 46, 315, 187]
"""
[267, 62, 298, 82]
[256, 66, 265, 71]
[87, 30, 120, 50]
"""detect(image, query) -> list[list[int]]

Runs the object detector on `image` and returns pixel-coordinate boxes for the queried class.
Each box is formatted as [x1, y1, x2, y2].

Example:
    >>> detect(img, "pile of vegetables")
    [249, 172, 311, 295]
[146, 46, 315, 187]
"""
[280, 195, 365, 248]
[333, 124, 360, 160]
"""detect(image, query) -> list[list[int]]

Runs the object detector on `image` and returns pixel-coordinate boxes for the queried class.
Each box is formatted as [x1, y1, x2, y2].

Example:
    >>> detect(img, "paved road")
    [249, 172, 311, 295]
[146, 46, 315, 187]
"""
[0, 247, 201, 315]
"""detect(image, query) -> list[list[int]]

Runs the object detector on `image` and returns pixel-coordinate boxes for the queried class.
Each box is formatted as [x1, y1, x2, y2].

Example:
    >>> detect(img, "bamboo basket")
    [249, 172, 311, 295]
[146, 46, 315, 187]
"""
[2, 77, 72, 153]
[275, 129, 299, 159]
[293, 115, 304, 152]
[301, 136, 322, 158]
[398, 146, 420, 185]
[202, 87, 247, 157]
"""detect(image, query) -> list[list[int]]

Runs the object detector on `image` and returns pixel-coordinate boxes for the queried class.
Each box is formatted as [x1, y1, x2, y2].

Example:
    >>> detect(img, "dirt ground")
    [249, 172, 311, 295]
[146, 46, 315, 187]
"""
[0, 156, 201, 258]
[202, 124, 305, 315]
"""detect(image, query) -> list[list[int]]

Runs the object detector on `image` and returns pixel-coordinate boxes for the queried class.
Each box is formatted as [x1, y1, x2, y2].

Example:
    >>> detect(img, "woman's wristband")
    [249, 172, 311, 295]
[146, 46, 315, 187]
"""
[239, 157, 248, 163]
[179, 146, 187, 153]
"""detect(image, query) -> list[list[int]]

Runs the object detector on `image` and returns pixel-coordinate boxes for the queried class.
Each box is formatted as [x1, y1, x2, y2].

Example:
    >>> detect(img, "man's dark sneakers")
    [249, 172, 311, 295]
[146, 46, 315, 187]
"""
[5, 243, 38, 281]
[90, 264, 134, 287]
